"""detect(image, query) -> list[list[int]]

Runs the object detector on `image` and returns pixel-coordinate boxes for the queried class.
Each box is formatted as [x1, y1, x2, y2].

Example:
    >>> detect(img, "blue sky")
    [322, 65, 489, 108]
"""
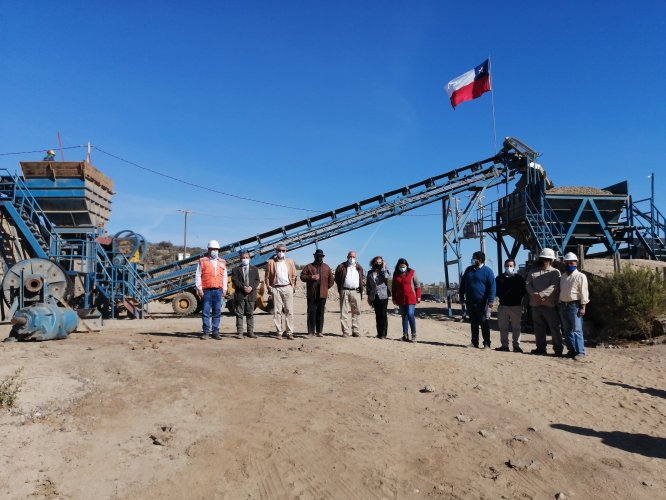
[1, 1, 664, 282]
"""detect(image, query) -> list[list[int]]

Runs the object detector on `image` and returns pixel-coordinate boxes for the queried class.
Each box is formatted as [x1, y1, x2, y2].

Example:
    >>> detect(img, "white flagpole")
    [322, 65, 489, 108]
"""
[489, 56, 498, 153]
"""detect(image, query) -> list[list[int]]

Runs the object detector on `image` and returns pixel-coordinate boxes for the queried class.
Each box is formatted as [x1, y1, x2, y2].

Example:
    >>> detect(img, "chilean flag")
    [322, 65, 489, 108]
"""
[445, 59, 492, 109]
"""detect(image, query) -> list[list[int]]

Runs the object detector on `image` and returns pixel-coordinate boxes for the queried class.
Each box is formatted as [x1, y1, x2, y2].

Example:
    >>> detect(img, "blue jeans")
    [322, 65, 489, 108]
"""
[399, 304, 416, 336]
[560, 302, 585, 355]
[202, 288, 222, 333]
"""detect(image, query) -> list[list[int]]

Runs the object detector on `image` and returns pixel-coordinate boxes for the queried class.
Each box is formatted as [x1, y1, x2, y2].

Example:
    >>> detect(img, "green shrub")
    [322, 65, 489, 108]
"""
[588, 268, 666, 341]
[0, 367, 24, 408]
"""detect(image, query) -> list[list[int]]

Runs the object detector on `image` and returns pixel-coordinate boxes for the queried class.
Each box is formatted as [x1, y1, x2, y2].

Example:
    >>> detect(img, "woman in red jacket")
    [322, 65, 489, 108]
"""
[391, 258, 421, 342]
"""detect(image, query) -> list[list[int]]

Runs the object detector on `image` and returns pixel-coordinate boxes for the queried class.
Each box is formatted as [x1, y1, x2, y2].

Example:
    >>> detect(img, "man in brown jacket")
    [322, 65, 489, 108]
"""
[264, 243, 298, 339]
[300, 249, 335, 337]
[526, 248, 562, 356]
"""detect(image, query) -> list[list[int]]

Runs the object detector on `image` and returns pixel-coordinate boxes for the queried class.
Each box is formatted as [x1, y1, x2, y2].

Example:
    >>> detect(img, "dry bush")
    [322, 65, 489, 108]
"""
[0, 367, 25, 408]
[588, 268, 666, 341]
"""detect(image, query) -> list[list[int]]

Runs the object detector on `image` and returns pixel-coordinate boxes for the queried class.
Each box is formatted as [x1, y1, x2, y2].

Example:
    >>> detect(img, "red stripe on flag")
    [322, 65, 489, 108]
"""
[449, 74, 491, 109]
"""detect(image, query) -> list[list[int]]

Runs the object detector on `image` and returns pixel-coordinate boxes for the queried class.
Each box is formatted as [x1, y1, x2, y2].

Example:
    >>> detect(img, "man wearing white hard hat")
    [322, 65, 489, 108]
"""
[559, 252, 589, 360]
[526, 248, 563, 356]
[195, 240, 227, 340]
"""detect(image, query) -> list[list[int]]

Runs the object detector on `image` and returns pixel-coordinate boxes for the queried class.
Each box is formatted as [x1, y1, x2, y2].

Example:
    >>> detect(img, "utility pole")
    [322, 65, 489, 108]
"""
[478, 195, 486, 254]
[177, 209, 192, 258]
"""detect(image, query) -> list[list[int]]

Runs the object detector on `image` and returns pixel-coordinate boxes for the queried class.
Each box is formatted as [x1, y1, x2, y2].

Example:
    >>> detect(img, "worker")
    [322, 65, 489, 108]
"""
[526, 248, 563, 356]
[300, 249, 335, 337]
[334, 250, 365, 337]
[391, 258, 421, 342]
[195, 240, 227, 340]
[559, 252, 589, 361]
[366, 256, 391, 339]
[460, 251, 496, 349]
[43, 150, 56, 161]
[264, 243, 297, 339]
[231, 250, 260, 339]
[495, 258, 526, 353]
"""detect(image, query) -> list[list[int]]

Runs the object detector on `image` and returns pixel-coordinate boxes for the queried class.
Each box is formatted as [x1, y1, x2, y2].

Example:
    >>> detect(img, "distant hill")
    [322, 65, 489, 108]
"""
[143, 241, 204, 269]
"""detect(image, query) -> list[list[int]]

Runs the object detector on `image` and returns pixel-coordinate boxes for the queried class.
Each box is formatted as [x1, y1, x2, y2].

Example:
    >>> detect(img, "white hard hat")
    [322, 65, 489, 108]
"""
[563, 252, 578, 261]
[538, 248, 556, 260]
[207, 240, 220, 249]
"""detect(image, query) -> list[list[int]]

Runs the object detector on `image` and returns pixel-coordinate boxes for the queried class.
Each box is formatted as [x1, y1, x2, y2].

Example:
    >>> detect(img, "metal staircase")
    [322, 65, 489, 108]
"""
[525, 192, 565, 255]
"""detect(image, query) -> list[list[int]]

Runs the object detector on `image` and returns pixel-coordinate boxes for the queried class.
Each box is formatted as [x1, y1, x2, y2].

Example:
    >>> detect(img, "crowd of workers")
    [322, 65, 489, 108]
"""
[195, 240, 589, 359]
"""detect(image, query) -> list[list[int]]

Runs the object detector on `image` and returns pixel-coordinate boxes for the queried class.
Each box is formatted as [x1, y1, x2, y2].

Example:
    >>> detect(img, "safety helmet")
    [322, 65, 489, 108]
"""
[207, 240, 220, 249]
[47, 149, 55, 155]
[537, 248, 556, 260]
[563, 252, 578, 262]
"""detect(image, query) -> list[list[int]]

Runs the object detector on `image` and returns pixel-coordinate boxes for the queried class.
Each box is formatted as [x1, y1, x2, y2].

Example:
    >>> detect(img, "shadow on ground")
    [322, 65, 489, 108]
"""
[551, 423, 666, 459]
[603, 381, 666, 400]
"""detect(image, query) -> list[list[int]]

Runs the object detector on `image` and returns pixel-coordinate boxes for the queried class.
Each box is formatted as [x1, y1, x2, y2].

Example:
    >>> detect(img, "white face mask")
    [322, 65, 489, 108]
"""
[505, 266, 515, 275]
[276, 251, 285, 259]
[241, 258, 250, 266]
[348, 257, 356, 266]
[398, 266, 407, 273]
[209, 250, 219, 259]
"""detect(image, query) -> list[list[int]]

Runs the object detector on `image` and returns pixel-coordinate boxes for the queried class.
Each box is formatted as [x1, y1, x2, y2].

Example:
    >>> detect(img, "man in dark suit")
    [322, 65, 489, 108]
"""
[231, 251, 261, 338]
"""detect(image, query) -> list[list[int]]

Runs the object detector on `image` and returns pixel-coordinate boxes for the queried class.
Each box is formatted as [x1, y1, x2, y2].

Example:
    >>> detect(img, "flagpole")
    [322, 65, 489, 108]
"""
[489, 56, 498, 153]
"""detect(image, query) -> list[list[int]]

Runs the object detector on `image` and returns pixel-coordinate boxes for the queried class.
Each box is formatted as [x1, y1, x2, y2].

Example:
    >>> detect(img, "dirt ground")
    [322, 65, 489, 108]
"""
[1, 299, 665, 500]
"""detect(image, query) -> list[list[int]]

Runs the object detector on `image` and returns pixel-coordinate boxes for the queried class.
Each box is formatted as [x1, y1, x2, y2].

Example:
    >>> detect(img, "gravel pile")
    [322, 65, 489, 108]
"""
[547, 186, 613, 195]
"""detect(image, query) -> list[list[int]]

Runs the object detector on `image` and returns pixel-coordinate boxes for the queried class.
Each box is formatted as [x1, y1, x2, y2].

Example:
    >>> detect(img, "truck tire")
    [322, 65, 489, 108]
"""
[172, 291, 198, 315]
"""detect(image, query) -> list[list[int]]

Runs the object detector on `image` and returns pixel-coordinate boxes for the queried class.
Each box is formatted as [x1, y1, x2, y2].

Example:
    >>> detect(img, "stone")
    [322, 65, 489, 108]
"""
[479, 429, 490, 438]
[507, 458, 539, 471]
[420, 385, 436, 393]
[455, 414, 471, 423]
[513, 435, 529, 442]
[528, 426, 538, 432]
[555, 493, 567, 499]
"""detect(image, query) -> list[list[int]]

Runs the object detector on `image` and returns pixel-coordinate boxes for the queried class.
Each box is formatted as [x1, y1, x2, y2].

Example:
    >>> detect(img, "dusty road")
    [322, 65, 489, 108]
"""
[1, 301, 664, 499]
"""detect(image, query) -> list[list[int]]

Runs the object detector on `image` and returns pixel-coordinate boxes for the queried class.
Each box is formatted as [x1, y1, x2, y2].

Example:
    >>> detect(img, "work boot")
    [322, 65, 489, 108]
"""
[410, 335, 417, 343]
[2, 336, 18, 342]
[247, 332, 257, 339]
[236, 333, 244, 339]
[211, 332, 221, 340]
[200, 332, 210, 340]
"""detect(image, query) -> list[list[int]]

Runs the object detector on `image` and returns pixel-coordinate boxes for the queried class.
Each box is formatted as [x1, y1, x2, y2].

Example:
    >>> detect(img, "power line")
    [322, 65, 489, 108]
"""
[0, 145, 85, 156]
[92, 145, 319, 213]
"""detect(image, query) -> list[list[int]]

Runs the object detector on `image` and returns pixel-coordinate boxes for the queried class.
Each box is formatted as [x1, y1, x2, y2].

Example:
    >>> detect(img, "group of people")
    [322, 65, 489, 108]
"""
[194, 241, 422, 342]
[460, 248, 589, 360]
[195, 240, 589, 359]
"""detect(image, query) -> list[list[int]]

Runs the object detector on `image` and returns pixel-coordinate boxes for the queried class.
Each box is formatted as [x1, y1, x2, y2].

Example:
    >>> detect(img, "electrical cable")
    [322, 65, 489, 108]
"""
[92, 145, 319, 213]
[0, 145, 85, 156]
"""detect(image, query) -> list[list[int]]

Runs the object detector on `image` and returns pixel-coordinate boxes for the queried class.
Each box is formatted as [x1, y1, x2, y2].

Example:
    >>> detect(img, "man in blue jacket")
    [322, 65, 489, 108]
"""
[460, 251, 496, 349]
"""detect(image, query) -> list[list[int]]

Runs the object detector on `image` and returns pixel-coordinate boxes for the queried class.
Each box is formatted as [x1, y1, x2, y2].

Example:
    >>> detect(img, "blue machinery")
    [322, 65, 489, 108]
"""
[1, 137, 664, 323]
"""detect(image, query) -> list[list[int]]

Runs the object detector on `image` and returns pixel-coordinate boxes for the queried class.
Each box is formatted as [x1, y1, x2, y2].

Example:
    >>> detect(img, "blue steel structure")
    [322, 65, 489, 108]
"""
[1, 137, 664, 322]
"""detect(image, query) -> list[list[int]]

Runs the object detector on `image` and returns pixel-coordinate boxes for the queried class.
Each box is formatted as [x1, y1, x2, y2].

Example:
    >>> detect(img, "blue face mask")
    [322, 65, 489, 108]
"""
[470, 258, 477, 266]
[566, 264, 577, 273]
[398, 267, 407, 273]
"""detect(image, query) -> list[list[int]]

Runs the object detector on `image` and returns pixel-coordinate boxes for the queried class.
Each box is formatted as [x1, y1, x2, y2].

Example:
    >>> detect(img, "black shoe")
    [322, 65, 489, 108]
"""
[530, 348, 547, 355]
[211, 333, 221, 340]
[565, 351, 577, 358]
[553, 351, 564, 358]
[513, 346, 523, 353]
[401, 336, 410, 342]
[495, 346, 510, 352]
[236, 333, 244, 339]
[247, 333, 257, 338]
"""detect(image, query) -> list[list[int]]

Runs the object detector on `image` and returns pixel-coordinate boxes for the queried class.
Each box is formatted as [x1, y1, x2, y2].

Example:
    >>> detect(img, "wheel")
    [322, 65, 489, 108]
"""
[172, 291, 198, 315]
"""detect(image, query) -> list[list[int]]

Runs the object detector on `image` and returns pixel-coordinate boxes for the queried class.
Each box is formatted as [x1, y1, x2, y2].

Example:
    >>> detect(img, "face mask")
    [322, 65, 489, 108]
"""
[373, 262, 382, 269]
[209, 250, 219, 259]
[504, 266, 515, 275]
[471, 258, 479, 266]
[566, 264, 577, 273]
[314, 256, 323, 263]
[348, 257, 356, 265]
[398, 266, 407, 273]
[241, 258, 250, 266]
[276, 251, 285, 259]
[538, 258, 547, 267]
